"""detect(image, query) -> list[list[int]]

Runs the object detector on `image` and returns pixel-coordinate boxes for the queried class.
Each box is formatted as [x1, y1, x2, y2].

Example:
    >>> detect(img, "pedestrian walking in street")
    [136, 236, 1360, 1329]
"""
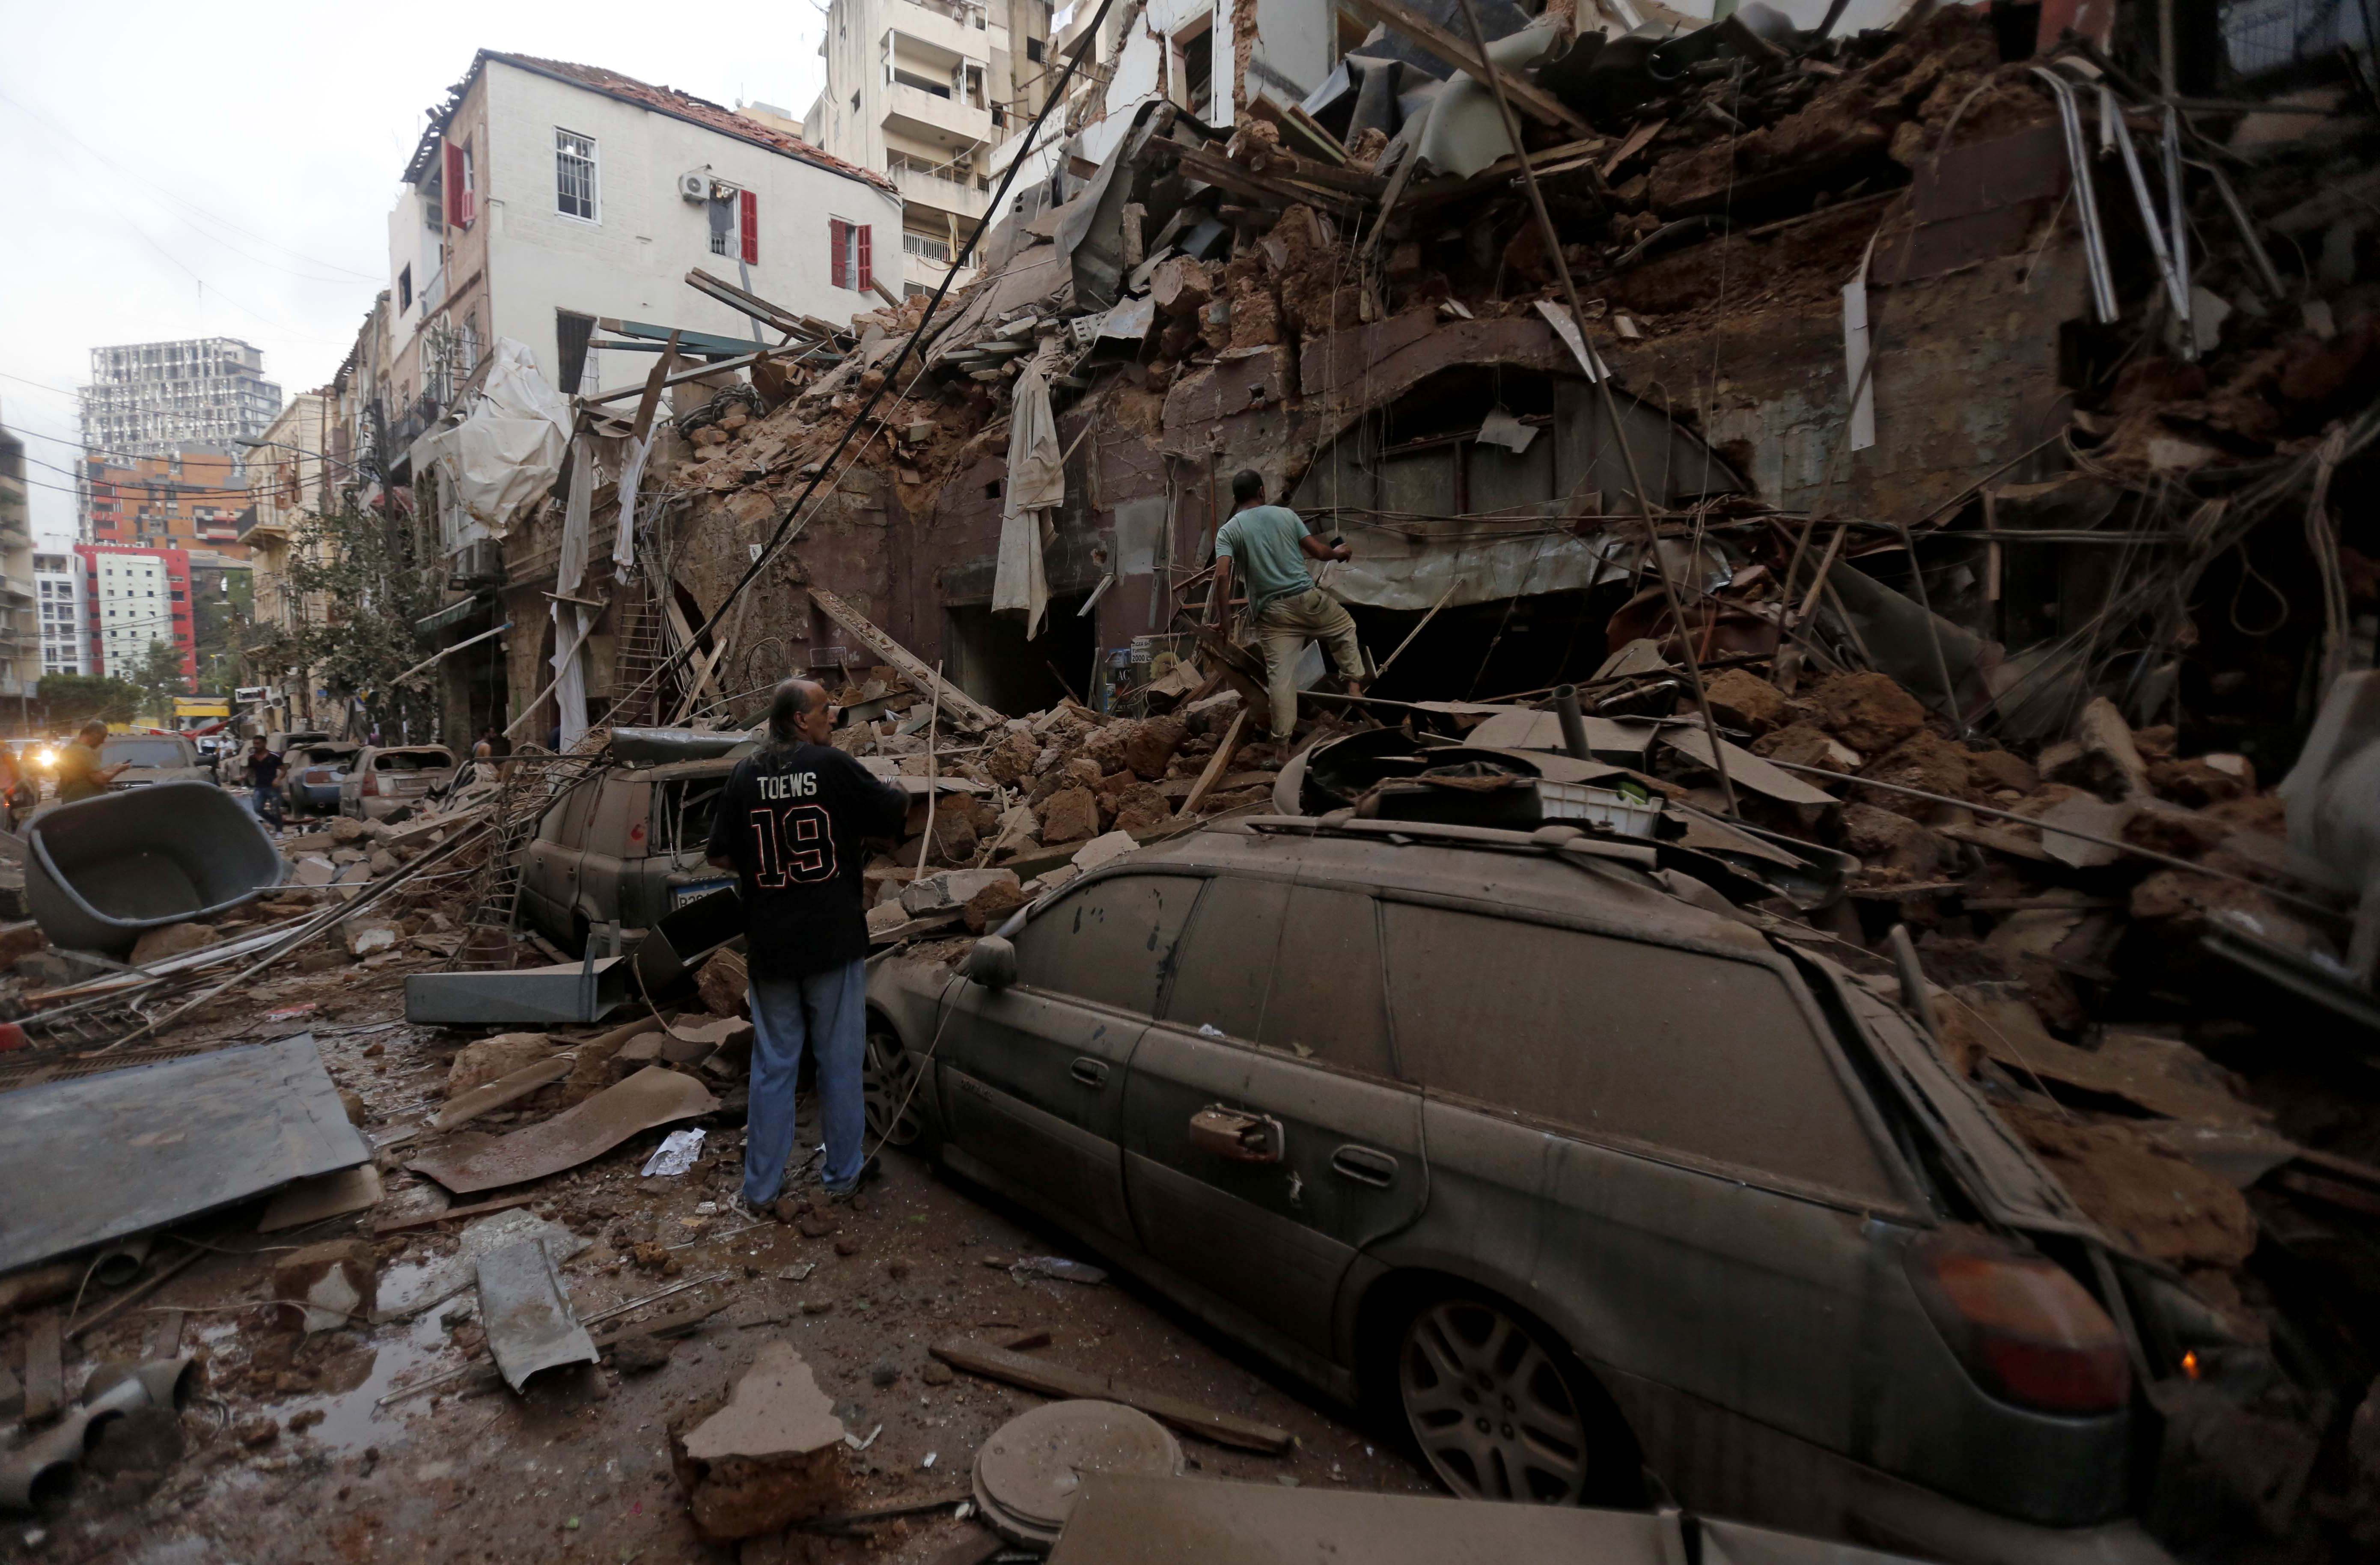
[706, 678, 909, 1212]
[1210, 468, 1368, 743]
[52, 722, 130, 804]
[244, 735, 285, 829]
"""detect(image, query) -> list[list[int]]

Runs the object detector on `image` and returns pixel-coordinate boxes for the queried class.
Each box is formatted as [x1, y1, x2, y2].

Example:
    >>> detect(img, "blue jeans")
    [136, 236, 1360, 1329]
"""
[744, 959, 869, 1204]
[250, 785, 283, 826]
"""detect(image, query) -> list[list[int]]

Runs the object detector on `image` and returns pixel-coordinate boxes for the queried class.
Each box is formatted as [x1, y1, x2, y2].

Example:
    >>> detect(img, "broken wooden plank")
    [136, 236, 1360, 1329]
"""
[371, 1192, 538, 1237]
[22, 1312, 60, 1422]
[684, 268, 823, 340]
[929, 1338, 1295, 1454]
[806, 586, 1005, 730]
[1339, 0, 1594, 136]
[1177, 710, 1249, 818]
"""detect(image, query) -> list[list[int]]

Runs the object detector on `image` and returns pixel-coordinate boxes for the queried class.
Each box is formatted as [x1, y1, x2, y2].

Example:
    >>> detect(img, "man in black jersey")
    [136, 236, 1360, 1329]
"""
[708, 679, 909, 1207]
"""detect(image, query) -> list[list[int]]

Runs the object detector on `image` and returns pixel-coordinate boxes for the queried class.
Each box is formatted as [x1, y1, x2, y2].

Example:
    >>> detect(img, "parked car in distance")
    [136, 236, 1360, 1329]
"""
[866, 817, 2197, 1565]
[100, 734, 211, 791]
[282, 742, 359, 817]
[518, 758, 742, 953]
[339, 745, 457, 820]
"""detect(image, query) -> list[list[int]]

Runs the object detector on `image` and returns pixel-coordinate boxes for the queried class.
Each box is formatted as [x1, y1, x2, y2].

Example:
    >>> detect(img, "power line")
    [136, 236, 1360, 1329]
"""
[0, 369, 83, 401]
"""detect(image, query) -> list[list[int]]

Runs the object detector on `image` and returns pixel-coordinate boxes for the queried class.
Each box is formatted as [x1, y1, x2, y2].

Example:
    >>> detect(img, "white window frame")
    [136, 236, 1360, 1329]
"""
[555, 128, 601, 223]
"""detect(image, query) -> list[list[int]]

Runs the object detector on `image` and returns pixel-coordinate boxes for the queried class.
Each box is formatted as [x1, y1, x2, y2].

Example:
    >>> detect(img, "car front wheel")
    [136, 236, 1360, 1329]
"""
[862, 1023, 926, 1150]
[1396, 1292, 1632, 1507]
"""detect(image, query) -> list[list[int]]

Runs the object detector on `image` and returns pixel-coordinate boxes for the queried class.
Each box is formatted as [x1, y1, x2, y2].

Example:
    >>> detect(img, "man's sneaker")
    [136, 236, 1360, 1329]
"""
[823, 1155, 881, 1202]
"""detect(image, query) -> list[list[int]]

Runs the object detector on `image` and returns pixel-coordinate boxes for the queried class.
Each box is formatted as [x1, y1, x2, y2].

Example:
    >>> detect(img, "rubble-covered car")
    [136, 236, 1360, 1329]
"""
[867, 816, 2207, 1565]
[280, 742, 359, 817]
[99, 734, 211, 791]
[338, 745, 457, 821]
[518, 759, 739, 952]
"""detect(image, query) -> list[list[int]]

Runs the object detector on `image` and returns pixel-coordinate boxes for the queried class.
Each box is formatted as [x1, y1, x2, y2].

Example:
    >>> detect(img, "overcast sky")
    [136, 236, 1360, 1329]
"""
[0, 0, 829, 538]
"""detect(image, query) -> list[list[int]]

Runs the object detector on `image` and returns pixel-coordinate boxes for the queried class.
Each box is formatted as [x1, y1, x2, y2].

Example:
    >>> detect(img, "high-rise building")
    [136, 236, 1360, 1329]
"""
[79, 447, 251, 556]
[0, 408, 38, 702]
[810, 0, 1047, 297]
[75, 543, 196, 682]
[35, 547, 87, 680]
[78, 337, 283, 467]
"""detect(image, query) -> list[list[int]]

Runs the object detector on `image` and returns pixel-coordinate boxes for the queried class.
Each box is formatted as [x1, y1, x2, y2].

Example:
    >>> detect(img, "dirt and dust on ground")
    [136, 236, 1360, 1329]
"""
[0, 930, 1431, 1565]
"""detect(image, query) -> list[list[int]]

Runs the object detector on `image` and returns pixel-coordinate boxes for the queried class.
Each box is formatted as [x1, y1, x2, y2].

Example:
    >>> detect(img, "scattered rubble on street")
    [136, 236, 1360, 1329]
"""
[6, 0, 2380, 1558]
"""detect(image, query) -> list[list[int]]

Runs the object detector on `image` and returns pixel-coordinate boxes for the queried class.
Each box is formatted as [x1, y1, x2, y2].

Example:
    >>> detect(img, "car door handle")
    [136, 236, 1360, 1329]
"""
[1069, 1058, 1108, 1088]
[1331, 1145, 1398, 1187]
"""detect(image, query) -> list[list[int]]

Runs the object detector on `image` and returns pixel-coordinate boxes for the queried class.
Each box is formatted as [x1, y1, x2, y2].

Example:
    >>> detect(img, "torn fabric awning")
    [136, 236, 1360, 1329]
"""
[996, 363, 1066, 640]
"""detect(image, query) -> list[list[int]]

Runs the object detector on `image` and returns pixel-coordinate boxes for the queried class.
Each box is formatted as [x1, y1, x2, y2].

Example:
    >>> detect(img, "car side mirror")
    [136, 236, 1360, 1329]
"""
[959, 934, 1017, 991]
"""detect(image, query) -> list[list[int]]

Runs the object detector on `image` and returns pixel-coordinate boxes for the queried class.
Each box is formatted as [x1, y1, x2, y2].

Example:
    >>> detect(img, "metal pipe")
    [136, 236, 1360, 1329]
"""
[1552, 684, 1591, 762]
[1449, 0, 1739, 816]
[0, 1356, 193, 1511]
[1888, 923, 1943, 1040]
[2030, 68, 2119, 323]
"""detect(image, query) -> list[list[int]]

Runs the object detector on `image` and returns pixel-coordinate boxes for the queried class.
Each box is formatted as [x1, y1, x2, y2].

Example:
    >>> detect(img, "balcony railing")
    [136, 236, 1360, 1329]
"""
[889, 158, 989, 218]
[884, 81, 991, 145]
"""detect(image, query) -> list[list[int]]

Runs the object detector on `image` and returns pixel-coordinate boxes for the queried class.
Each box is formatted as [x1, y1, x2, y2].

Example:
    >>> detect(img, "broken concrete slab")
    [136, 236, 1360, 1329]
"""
[446, 1032, 557, 1098]
[271, 1239, 376, 1334]
[129, 922, 217, 966]
[476, 1236, 598, 1392]
[342, 917, 402, 959]
[1070, 831, 1139, 874]
[900, 868, 1020, 918]
[408, 1066, 719, 1195]
[673, 1339, 848, 1542]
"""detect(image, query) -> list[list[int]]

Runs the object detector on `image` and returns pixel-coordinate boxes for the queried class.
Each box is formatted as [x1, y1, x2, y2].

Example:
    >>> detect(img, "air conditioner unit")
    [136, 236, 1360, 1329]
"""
[678, 171, 710, 203]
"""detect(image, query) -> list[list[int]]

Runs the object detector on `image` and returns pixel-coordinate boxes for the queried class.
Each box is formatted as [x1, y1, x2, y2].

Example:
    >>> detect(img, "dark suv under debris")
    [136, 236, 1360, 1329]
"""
[867, 816, 2190, 1564]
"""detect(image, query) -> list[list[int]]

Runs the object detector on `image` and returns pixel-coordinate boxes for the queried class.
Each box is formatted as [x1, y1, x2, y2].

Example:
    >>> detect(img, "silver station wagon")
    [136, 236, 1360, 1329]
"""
[866, 815, 2204, 1564]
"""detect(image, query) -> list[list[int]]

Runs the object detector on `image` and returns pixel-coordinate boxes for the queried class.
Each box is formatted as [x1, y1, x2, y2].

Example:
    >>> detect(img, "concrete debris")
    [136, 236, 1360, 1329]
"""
[673, 1340, 848, 1542]
[269, 1239, 377, 1334]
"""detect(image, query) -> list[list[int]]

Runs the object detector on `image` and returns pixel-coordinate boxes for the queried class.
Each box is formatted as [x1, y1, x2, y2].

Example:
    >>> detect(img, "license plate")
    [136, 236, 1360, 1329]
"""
[673, 879, 735, 907]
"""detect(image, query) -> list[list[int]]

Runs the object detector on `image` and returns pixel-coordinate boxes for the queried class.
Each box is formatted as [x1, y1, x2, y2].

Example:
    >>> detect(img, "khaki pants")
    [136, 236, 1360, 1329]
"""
[1254, 587, 1365, 738]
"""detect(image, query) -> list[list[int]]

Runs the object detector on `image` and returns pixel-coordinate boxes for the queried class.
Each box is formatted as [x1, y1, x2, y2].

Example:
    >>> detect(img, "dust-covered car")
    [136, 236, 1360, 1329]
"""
[99, 734, 210, 791]
[281, 742, 358, 816]
[338, 745, 457, 820]
[864, 815, 2219, 1565]
[518, 758, 741, 952]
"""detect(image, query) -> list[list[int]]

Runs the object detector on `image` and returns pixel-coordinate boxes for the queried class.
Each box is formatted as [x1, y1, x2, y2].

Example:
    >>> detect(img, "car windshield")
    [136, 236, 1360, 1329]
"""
[654, 778, 729, 851]
[299, 747, 351, 765]
[374, 750, 452, 771]
[102, 739, 190, 768]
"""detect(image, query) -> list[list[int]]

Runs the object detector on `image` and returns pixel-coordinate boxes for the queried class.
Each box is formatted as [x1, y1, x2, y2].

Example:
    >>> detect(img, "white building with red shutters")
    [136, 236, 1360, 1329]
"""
[375, 51, 902, 453]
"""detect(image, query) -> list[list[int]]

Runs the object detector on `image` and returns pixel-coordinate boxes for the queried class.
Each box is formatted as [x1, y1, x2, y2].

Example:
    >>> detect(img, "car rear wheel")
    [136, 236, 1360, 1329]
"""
[863, 1023, 925, 1149]
[1396, 1292, 1626, 1507]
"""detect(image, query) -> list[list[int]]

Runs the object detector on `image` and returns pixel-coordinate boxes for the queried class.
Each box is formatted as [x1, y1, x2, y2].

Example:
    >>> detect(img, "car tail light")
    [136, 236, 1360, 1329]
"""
[1907, 1230, 2130, 1415]
[360, 771, 380, 797]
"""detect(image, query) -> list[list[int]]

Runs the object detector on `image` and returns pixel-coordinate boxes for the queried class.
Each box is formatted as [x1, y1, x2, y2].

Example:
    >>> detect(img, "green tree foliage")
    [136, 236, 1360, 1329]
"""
[244, 494, 446, 738]
[128, 639, 189, 723]
[36, 672, 143, 729]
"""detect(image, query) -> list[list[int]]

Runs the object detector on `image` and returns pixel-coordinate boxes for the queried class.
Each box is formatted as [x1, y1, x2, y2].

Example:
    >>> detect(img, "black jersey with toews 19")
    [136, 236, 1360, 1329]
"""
[706, 742, 909, 979]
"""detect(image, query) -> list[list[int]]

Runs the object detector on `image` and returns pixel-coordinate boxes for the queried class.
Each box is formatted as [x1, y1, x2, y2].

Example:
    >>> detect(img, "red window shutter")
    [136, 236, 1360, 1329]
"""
[830, 219, 848, 289]
[444, 140, 468, 228]
[740, 189, 759, 264]
[857, 225, 873, 292]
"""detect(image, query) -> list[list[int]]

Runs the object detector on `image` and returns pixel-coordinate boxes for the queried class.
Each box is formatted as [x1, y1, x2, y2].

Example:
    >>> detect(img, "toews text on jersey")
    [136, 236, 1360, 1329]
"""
[706, 741, 909, 979]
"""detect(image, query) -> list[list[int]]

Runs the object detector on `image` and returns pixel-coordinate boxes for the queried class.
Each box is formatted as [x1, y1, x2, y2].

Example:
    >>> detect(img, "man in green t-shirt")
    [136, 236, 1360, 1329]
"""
[1212, 470, 1366, 741]
[54, 721, 129, 803]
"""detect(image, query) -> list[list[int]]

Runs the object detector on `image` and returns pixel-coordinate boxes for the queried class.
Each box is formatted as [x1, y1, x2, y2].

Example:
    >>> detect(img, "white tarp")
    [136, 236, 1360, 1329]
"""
[994, 364, 1065, 640]
[411, 338, 573, 546]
